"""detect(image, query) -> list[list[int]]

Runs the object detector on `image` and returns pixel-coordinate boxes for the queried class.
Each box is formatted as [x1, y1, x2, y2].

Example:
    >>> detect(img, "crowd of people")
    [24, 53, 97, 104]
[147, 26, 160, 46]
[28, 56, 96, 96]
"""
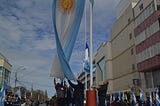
[53, 78, 85, 106]
[53, 78, 109, 106]
[53, 78, 160, 106]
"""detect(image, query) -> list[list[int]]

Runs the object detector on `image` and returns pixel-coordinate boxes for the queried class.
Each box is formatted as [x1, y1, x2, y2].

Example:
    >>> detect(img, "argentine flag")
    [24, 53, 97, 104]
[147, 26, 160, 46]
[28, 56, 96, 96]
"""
[140, 88, 145, 102]
[17, 87, 21, 99]
[110, 93, 112, 103]
[118, 91, 121, 100]
[122, 92, 125, 101]
[84, 42, 96, 73]
[0, 80, 6, 106]
[156, 88, 160, 106]
[149, 91, 152, 106]
[133, 93, 137, 105]
[51, 0, 85, 80]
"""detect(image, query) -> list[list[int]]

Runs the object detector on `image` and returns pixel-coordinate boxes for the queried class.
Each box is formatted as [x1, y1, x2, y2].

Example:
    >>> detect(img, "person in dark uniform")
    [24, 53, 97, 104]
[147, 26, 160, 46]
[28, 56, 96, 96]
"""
[97, 80, 109, 106]
[68, 79, 84, 106]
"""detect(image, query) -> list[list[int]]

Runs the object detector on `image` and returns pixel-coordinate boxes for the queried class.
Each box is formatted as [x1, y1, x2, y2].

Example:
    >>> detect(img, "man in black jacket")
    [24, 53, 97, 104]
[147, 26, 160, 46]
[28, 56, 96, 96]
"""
[97, 80, 109, 106]
[68, 79, 85, 106]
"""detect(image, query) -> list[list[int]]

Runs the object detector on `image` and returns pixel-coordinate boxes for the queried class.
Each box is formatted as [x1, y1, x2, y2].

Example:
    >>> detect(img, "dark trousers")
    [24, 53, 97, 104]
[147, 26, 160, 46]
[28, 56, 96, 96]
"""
[57, 98, 65, 106]
[98, 96, 105, 106]
[74, 97, 84, 106]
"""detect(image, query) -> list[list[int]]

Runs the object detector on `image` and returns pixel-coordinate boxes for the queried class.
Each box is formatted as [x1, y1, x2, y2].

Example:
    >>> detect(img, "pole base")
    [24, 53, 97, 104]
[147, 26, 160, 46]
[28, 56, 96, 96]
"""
[86, 89, 97, 106]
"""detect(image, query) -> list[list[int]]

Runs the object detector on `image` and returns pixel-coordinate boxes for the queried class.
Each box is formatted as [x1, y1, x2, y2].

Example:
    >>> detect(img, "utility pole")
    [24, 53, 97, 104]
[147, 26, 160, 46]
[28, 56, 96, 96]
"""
[15, 71, 17, 87]
[14, 66, 25, 87]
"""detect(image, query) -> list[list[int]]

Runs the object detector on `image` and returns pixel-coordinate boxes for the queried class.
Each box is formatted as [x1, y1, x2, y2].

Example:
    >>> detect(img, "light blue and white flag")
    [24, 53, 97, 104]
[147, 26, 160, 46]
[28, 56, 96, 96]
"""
[0, 80, 6, 106]
[155, 88, 160, 106]
[122, 92, 125, 101]
[51, 0, 85, 80]
[118, 91, 121, 100]
[140, 88, 145, 102]
[133, 92, 137, 104]
[113, 93, 115, 101]
[149, 90, 152, 106]
[84, 42, 96, 73]
[110, 93, 112, 103]
[17, 87, 21, 99]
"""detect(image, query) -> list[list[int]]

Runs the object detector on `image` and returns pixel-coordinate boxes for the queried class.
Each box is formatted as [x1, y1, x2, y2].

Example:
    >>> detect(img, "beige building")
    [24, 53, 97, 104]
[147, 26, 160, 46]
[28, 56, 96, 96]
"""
[95, 0, 140, 93]
[94, 42, 113, 91]
[0, 53, 12, 89]
[110, 0, 140, 92]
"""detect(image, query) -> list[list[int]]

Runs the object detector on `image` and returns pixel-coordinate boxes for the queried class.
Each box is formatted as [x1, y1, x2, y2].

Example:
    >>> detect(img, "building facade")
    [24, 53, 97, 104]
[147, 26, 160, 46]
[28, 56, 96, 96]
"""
[0, 53, 12, 89]
[94, 42, 113, 92]
[134, 0, 160, 89]
[110, 1, 140, 92]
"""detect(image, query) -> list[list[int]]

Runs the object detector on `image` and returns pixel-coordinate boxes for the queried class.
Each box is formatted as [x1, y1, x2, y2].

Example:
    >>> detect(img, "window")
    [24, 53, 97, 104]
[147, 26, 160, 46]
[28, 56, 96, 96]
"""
[145, 72, 152, 88]
[97, 57, 105, 81]
[0, 66, 3, 71]
[131, 48, 134, 55]
[132, 64, 135, 70]
[139, 4, 143, 11]
[128, 18, 131, 23]
[129, 33, 132, 40]
[153, 69, 160, 87]
[157, 5, 160, 10]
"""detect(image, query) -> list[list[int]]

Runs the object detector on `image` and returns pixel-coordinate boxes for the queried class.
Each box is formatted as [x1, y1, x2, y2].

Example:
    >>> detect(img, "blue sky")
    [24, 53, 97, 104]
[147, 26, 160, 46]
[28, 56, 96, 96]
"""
[0, 0, 119, 97]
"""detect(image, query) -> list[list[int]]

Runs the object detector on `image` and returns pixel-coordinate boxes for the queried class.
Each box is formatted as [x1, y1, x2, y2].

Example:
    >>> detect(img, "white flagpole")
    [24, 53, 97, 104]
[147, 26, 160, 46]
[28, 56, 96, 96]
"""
[89, 1, 93, 89]
[84, 0, 87, 91]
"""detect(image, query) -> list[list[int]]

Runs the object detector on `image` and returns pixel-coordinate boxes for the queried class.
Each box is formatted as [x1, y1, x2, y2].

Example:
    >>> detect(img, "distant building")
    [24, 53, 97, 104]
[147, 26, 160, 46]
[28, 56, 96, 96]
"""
[133, 0, 160, 89]
[0, 53, 12, 89]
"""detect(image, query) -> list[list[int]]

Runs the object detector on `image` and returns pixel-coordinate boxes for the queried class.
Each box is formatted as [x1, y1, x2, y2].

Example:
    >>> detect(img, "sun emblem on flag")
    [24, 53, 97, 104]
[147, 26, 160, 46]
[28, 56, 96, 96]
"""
[58, 0, 75, 13]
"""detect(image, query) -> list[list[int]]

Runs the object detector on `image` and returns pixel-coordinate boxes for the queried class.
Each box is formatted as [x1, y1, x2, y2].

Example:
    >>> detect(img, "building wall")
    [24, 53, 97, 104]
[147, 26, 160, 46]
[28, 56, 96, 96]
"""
[94, 42, 112, 88]
[134, 0, 154, 18]
[110, 3, 139, 92]
[134, 0, 160, 89]
[116, 0, 139, 19]
[0, 53, 12, 89]
[113, 72, 139, 91]
[110, 4, 134, 40]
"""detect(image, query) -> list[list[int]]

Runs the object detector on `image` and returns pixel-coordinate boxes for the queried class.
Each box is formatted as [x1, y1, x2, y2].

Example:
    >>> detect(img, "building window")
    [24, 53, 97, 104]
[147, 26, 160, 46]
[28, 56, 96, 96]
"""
[153, 69, 160, 87]
[132, 64, 135, 70]
[145, 72, 152, 88]
[157, 5, 160, 10]
[129, 33, 132, 40]
[128, 18, 131, 23]
[139, 4, 143, 11]
[131, 48, 134, 55]
[0, 66, 3, 71]
[97, 57, 105, 81]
